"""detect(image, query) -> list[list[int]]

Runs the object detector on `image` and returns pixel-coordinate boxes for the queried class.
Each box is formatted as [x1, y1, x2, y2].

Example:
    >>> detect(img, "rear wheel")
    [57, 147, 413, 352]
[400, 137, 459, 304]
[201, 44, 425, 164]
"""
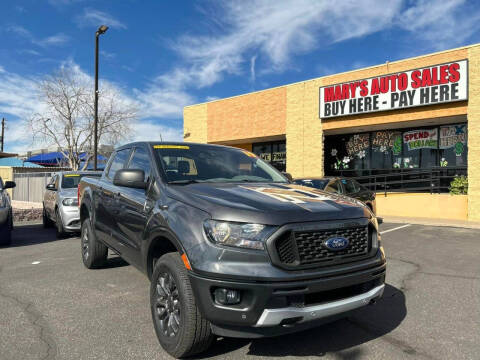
[81, 218, 108, 269]
[42, 206, 53, 228]
[150, 253, 214, 358]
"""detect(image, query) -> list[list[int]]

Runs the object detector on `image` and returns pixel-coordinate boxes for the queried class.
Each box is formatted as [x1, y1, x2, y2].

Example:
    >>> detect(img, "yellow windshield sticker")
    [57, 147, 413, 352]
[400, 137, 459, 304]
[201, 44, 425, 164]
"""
[153, 145, 190, 149]
[242, 150, 257, 158]
[64, 174, 80, 177]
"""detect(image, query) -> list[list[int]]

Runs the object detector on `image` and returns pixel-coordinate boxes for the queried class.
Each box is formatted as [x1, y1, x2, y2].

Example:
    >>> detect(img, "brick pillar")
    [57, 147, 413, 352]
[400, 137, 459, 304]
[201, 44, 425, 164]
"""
[286, 81, 324, 178]
[467, 45, 480, 221]
[183, 104, 208, 143]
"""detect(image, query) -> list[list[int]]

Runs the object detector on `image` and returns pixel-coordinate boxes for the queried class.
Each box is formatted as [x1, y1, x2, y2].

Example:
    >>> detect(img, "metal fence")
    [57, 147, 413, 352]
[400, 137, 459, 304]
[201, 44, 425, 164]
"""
[12, 172, 55, 203]
[332, 166, 467, 195]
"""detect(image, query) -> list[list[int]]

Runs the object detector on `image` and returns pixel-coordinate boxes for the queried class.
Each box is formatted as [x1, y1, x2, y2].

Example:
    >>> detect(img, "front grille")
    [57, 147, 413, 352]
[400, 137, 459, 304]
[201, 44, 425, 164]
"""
[275, 226, 369, 267]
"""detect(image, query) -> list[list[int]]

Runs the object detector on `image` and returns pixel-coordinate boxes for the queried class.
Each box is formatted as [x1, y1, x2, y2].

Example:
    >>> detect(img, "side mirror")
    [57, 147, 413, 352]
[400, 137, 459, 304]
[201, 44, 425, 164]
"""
[282, 172, 293, 182]
[377, 217, 383, 225]
[4, 181, 16, 189]
[46, 183, 56, 191]
[113, 169, 147, 189]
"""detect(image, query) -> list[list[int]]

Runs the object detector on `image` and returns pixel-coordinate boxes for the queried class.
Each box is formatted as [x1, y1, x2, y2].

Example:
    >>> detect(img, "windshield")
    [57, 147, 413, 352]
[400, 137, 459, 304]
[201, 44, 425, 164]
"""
[154, 144, 288, 184]
[294, 179, 329, 189]
[61, 173, 101, 188]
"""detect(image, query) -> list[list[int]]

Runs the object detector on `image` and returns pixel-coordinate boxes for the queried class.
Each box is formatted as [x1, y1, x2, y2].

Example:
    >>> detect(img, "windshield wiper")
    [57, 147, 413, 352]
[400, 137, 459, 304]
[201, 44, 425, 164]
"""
[168, 179, 201, 185]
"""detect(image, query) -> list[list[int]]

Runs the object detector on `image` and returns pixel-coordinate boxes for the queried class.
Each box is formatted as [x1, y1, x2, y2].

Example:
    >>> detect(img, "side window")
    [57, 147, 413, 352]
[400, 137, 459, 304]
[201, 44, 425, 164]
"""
[343, 179, 359, 194]
[128, 147, 151, 182]
[326, 181, 343, 194]
[106, 149, 131, 180]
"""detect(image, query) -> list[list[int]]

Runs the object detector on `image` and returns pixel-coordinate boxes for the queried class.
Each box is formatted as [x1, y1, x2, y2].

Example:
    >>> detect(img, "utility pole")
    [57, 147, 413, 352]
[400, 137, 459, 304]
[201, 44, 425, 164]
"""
[0, 117, 5, 152]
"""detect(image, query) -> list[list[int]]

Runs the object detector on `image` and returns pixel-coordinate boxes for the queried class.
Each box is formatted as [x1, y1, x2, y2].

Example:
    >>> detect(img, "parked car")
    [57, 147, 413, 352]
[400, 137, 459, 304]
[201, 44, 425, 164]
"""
[0, 177, 16, 246]
[78, 142, 386, 358]
[43, 171, 102, 238]
[293, 177, 377, 214]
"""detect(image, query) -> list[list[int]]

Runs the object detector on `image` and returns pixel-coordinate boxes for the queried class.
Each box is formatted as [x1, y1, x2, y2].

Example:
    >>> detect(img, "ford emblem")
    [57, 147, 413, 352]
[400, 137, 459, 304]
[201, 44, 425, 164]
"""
[325, 237, 349, 251]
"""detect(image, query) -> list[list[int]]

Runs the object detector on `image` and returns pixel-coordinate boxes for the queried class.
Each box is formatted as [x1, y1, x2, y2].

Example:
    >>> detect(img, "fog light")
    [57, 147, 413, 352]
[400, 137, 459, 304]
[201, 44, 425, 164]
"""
[214, 288, 241, 305]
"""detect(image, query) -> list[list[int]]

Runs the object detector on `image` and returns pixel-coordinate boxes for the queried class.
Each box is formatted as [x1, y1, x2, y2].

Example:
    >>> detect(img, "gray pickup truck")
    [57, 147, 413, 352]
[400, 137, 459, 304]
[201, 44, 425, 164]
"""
[78, 142, 386, 358]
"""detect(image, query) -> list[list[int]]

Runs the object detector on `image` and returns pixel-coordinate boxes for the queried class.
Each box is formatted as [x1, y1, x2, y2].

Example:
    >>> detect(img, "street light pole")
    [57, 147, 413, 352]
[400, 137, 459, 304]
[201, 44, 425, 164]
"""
[94, 25, 108, 170]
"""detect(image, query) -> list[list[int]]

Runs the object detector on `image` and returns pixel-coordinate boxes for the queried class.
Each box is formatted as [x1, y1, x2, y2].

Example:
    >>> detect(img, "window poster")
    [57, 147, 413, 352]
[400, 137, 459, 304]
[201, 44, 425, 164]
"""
[403, 129, 438, 151]
[439, 124, 467, 156]
[346, 133, 369, 157]
[372, 131, 402, 155]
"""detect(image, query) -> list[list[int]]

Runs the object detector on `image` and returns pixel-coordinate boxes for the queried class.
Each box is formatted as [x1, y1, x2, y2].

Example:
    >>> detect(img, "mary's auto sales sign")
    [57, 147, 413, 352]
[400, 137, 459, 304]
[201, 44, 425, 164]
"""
[319, 60, 468, 118]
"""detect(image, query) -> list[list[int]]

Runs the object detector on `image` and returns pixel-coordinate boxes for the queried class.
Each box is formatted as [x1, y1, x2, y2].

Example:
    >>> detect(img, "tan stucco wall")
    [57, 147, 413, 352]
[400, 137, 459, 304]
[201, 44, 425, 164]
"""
[206, 87, 286, 143]
[467, 46, 480, 221]
[376, 193, 468, 221]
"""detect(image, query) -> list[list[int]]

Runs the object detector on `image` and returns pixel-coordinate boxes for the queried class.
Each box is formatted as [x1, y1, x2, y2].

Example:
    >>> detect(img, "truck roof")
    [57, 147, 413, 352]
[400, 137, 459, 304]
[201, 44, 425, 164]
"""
[115, 141, 238, 151]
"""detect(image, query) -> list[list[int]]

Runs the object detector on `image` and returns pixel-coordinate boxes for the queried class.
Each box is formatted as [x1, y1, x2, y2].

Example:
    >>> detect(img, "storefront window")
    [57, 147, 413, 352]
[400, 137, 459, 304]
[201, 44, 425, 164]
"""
[324, 123, 467, 175]
[252, 141, 286, 172]
[439, 124, 467, 167]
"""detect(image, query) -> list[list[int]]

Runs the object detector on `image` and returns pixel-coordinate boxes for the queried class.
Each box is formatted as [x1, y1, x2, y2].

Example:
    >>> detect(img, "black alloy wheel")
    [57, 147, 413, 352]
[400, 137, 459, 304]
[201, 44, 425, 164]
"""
[154, 272, 181, 337]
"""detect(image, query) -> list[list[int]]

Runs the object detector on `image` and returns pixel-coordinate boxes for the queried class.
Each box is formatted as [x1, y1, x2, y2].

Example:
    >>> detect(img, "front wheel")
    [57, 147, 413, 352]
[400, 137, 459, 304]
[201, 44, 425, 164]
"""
[81, 218, 107, 269]
[0, 212, 12, 247]
[55, 209, 66, 239]
[150, 253, 214, 358]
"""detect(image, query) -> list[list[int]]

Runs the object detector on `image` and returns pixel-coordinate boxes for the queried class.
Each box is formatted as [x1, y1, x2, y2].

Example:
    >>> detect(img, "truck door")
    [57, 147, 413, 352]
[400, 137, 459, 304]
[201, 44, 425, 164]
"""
[114, 145, 153, 267]
[95, 148, 131, 249]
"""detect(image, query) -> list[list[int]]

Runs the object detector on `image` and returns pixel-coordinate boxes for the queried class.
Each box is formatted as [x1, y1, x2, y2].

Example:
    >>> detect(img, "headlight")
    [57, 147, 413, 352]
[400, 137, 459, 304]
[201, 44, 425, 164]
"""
[0, 192, 5, 207]
[203, 220, 275, 250]
[62, 198, 78, 206]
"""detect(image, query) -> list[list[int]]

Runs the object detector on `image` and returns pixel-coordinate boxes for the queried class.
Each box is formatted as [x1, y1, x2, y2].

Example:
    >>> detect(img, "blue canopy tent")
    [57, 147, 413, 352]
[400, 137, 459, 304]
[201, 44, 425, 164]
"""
[26, 151, 107, 169]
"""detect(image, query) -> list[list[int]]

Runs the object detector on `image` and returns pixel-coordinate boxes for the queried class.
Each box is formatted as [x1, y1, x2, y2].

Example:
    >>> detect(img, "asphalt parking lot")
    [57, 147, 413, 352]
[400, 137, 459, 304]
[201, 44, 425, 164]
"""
[1, 222, 479, 360]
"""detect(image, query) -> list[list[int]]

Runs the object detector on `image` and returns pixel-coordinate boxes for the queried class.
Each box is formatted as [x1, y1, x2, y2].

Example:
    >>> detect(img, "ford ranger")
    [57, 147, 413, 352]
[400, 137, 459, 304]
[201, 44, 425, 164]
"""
[78, 142, 386, 358]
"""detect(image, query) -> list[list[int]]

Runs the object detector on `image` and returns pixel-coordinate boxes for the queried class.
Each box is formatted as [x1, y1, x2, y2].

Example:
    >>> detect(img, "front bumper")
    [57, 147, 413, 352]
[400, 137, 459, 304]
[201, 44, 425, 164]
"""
[255, 283, 384, 327]
[59, 205, 80, 231]
[189, 251, 386, 338]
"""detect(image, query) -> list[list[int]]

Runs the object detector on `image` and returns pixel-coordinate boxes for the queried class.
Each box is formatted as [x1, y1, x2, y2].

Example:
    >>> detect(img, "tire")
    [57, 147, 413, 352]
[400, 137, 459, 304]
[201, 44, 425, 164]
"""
[81, 218, 108, 269]
[42, 206, 53, 228]
[0, 213, 12, 247]
[150, 253, 214, 358]
[55, 208, 66, 239]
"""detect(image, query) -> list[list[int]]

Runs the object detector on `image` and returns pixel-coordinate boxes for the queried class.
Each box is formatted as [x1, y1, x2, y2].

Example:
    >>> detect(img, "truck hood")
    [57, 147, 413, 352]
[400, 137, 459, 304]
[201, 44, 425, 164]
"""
[166, 182, 370, 225]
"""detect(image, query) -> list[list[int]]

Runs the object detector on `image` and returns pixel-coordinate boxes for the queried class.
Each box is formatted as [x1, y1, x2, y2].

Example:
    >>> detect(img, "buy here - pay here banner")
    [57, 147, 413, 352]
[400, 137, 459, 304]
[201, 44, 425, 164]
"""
[319, 60, 468, 118]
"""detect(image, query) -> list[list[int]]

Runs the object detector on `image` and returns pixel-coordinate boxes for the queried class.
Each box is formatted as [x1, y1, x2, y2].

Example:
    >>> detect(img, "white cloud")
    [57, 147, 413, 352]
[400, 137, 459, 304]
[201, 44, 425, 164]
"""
[250, 55, 257, 83]
[35, 33, 70, 47]
[0, 61, 183, 153]
[152, 0, 480, 98]
[127, 121, 183, 143]
[165, 0, 403, 91]
[75, 8, 127, 30]
[6, 25, 70, 47]
[397, 0, 480, 50]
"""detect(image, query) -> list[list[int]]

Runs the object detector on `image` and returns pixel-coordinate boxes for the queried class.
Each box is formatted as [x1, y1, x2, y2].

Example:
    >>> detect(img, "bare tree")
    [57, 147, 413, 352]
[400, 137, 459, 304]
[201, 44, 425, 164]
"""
[29, 66, 137, 170]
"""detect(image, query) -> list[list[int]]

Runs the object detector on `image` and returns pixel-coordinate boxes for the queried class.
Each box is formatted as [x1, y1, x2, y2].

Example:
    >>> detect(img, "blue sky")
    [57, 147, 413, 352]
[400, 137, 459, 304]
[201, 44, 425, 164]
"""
[1, 0, 480, 153]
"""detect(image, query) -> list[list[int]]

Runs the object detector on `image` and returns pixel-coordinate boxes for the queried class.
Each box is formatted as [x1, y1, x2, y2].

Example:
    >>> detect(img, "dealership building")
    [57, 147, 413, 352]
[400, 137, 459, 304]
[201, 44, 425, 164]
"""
[184, 44, 480, 221]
